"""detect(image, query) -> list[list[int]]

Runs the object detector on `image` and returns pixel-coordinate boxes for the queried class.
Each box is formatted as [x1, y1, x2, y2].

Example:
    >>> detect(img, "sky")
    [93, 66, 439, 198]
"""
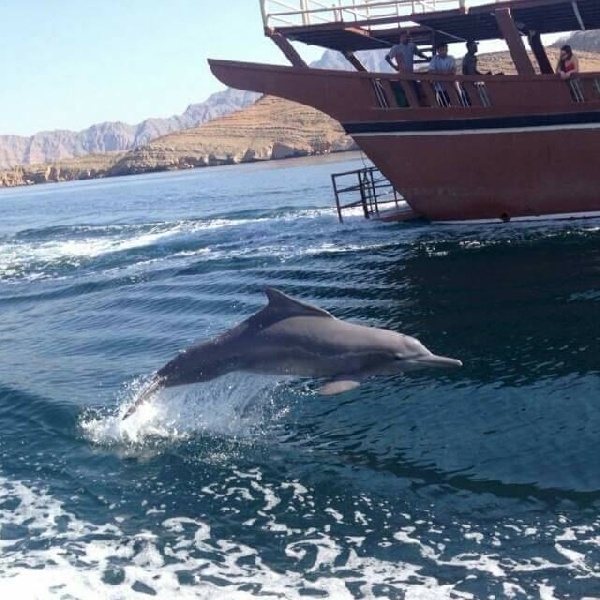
[2, 1, 564, 137]
[1, 0, 323, 136]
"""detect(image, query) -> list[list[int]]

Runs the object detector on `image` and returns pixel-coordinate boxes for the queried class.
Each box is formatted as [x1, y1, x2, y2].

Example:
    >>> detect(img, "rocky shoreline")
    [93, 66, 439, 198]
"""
[0, 152, 126, 187]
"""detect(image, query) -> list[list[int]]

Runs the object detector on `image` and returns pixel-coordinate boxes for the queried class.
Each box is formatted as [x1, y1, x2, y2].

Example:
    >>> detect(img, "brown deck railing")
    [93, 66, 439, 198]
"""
[367, 72, 600, 110]
[208, 59, 600, 126]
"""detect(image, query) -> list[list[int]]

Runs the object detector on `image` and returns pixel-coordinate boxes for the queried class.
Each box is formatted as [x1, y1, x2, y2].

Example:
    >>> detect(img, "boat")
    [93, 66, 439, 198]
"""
[208, 0, 600, 223]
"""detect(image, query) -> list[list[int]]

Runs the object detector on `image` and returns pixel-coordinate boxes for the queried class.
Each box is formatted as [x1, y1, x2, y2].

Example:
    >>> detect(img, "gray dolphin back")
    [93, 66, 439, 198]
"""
[158, 288, 334, 387]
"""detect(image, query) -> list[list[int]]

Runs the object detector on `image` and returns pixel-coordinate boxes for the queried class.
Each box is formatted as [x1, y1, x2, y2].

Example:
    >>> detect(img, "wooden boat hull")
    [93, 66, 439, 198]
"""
[354, 126, 600, 221]
[209, 59, 600, 222]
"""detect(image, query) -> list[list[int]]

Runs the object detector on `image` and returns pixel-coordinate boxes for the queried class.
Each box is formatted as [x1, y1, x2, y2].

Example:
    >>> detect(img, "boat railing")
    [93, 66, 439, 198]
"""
[358, 72, 600, 110]
[260, 0, 465, 29]
[332, 165, 402, 222]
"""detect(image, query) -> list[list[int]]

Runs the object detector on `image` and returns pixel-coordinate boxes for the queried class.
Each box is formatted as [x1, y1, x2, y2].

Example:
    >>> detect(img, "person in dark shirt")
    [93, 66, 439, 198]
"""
[462, 41, 481, 76]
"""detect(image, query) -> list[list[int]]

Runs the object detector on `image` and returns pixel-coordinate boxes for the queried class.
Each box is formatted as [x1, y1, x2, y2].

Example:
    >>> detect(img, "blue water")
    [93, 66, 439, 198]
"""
[1, 153, 599, 599]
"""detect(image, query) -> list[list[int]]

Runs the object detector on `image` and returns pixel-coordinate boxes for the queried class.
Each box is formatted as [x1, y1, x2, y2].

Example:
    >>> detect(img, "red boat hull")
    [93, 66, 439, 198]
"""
[356, 128, 600, 221]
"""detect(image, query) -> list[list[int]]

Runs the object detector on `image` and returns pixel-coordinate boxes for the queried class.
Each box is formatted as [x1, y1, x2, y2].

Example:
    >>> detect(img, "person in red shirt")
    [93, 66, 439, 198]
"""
[556, 45, 579, 80]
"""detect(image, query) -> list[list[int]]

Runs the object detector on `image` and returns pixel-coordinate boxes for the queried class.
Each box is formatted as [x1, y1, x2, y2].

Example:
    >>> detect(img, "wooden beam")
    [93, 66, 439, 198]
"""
[572, 0, 586, 30]
[527, 30, 554, 74]
[343, 51, 367, 72]
[269, 33, 307, 68]
[494, 8, 535, 76]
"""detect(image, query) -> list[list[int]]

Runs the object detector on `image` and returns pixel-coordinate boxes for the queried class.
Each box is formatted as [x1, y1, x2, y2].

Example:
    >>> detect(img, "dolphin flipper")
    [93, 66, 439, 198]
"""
[318, 378, 361, 395]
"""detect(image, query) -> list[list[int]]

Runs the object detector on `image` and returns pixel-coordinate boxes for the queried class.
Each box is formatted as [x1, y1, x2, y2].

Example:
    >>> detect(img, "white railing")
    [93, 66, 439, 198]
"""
[260, 0, 467, 29]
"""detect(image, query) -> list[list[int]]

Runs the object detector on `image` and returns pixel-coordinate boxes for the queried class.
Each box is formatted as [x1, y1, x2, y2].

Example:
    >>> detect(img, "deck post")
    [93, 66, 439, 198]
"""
[527, 30, 554, 74]
[494, 8, 535, 76]
[369, 168, 379, 215]
[331, 172, 343, 223]
[359, 172, 370, 219]
[268, 33, 308, 68]
[343, 51, 368, 72]
[403, 78, 421, 107]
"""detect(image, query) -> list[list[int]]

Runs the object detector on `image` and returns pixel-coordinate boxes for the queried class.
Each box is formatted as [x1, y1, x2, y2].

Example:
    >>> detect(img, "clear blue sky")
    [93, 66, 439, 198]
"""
[1, 0, 323, 136]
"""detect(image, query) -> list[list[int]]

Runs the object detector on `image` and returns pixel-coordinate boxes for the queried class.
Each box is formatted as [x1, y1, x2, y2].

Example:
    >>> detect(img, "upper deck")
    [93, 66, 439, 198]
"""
[260, 0, 600, 51]
[262, 0, 464, 29]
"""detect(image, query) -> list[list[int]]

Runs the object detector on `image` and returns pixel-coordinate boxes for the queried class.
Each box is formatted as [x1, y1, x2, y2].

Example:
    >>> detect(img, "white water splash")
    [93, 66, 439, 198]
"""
[80, 374, 290, 448]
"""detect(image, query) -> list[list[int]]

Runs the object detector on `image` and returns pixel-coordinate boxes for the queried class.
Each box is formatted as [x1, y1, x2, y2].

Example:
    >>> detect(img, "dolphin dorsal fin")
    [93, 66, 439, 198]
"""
[265, 287, 334, 319]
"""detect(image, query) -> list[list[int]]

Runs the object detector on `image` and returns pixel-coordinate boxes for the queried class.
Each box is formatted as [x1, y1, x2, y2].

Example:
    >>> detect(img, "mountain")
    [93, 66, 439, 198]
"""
[0, 49, 384, 170]
[3, 29, 599, 170]
[558, 29, 600, 53]
[311, 49, 394, 72]
[0, 95, 354, 187]
[108, 95, 354, 175]
[0, 49, 386, 170]
[0, 88, 260, 169]
[314, 44, 600, 74]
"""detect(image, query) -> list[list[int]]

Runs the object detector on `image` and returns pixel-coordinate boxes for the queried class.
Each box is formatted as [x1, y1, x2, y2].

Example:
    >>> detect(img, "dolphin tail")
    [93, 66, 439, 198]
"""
[122, 376, 164, 420]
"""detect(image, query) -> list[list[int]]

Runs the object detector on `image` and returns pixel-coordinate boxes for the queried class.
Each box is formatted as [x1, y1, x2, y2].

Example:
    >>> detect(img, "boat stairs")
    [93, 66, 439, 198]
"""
[331, 165, 420, 223]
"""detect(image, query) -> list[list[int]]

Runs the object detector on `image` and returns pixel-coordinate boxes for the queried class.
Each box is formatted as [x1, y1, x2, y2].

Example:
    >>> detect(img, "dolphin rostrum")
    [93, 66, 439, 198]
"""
[123, 288, 462, 418]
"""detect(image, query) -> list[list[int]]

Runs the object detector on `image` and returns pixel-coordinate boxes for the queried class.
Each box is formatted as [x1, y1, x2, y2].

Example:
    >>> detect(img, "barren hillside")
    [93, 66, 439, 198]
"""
[108, 95, 355, 176]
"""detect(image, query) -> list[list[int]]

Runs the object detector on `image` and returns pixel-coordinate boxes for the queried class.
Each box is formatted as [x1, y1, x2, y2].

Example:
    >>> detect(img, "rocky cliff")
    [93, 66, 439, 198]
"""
[0, 88, 260, 169]
[108, 95, 355, 175]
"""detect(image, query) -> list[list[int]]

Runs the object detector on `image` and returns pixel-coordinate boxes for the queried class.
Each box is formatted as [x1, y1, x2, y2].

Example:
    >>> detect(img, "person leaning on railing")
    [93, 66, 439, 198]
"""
[556, 44, 584, 102]
[556, 44, 579, 80]
[385, 30, 428, 74]
[385, 30, 429, 107]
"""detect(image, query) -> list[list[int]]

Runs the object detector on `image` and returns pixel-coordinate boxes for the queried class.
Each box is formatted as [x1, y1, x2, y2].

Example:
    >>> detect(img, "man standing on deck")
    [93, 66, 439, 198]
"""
[385, 30, 428, 74]
[462, 41, 483, 76]
[428, 42, 457, 106]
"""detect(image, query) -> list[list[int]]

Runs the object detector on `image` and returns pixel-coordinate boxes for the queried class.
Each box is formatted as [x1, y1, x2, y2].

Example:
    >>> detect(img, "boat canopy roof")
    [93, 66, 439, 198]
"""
[261, 0, 600, 50]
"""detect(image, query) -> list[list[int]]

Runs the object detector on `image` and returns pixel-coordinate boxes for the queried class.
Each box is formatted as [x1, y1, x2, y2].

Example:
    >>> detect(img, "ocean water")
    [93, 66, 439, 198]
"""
[0, 153, 599, 600]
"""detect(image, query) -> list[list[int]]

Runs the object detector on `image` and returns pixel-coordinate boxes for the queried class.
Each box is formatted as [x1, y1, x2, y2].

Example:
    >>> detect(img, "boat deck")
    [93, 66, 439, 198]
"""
[261, 0, 600, 52]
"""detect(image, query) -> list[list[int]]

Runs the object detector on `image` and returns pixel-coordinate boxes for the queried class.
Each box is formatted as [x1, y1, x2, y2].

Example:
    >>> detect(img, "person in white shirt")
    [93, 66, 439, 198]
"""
[428, 42, 457, 106]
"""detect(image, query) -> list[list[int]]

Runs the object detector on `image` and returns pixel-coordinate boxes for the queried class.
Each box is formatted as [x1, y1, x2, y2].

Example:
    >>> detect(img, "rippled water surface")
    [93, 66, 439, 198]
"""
[1, 154, 599, 599]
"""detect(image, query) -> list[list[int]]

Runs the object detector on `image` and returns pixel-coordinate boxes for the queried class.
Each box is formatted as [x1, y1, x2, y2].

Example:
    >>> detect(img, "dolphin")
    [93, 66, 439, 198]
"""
[123, 288, 462, 418]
